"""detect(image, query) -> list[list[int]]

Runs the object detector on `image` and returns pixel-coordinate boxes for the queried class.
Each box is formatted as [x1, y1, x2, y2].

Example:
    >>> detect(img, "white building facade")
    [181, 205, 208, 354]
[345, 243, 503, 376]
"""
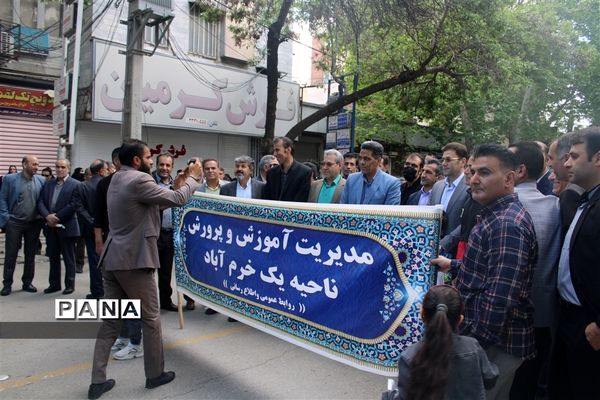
[67, 0, 326, 173]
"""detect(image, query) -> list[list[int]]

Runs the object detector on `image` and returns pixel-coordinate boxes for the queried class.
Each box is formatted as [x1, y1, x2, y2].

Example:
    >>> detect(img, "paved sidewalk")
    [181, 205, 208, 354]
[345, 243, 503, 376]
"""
[0, 232, 388, 400]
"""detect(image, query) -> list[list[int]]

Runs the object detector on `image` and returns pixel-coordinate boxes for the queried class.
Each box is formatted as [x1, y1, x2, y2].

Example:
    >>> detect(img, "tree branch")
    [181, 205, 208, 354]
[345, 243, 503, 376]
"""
[285, 64, 448, 140]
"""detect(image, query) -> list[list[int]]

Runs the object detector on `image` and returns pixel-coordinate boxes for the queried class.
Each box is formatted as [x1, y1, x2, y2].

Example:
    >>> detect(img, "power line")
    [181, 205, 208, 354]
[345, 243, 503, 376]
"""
[169, 33, 263, 93]
[91, 1, 126, 83]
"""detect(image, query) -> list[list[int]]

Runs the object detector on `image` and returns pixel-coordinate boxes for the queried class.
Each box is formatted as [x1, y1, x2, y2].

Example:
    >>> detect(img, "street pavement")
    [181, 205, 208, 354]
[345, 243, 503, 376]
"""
[0, 235, 388, 399]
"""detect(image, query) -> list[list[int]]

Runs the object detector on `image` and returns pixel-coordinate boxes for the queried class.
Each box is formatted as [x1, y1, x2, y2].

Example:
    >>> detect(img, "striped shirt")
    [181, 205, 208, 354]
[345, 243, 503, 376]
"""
[451, 193, 537, 359]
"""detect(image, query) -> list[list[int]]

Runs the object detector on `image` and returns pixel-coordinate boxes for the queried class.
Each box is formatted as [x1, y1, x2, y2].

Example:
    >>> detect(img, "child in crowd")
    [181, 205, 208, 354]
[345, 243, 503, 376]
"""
[395, 285, 498, 400]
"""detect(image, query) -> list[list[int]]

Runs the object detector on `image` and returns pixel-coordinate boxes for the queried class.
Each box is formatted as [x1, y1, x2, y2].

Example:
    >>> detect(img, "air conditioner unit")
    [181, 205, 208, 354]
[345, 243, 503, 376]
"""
[0, 31, 14, 56]
[138, 0, 174, 18]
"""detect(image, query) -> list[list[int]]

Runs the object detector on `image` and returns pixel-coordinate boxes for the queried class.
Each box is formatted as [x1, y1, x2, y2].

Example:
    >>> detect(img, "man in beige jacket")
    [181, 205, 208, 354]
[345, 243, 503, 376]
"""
[88, 140, 202, 399]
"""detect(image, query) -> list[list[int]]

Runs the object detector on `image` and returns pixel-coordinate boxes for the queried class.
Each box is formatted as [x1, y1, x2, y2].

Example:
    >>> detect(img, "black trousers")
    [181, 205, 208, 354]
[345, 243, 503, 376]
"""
[2, 219, 43, 287]
[45, 227, 76, 290]
[157, 229, 174, 306]
[510, 327, 552, 400]
[548, 300, 600, 400]
[84, 233, 103, 297]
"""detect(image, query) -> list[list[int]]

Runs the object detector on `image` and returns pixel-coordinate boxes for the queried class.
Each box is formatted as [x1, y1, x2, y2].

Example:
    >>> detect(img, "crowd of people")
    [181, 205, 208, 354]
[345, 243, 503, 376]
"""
[0, 127, 598, 399]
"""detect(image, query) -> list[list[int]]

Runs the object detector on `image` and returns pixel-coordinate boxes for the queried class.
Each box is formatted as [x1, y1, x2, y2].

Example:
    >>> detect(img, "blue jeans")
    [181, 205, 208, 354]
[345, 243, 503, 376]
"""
[2, 218, 43, 287]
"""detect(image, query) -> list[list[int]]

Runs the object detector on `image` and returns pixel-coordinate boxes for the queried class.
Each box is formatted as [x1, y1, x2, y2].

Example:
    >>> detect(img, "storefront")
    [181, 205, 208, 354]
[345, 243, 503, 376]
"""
[0, 84, 59, 173]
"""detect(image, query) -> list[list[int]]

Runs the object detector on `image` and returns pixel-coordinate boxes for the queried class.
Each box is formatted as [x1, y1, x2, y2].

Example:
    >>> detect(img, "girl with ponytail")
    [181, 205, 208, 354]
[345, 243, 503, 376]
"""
[396, 285, 498, 400]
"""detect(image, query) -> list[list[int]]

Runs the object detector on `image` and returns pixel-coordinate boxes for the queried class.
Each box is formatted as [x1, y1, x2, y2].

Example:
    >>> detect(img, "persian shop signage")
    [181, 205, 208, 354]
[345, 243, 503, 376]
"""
[0, 85, 54, 117]
[92, 41, 300, 137]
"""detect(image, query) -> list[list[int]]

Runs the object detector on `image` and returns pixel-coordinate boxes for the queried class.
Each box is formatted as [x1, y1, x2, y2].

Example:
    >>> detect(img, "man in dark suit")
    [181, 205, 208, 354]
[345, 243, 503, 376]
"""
[78, 159, 109, 299]
[343, 152, 359, 178]
[220, 155, 265, 323]
[550, 127, 600, 400]
[400, 153, 424, 205]
[308, 149, 346, 203]
[548, 133, 585, 236]
[37, 159, 81, 295]
[221, 155, 265, 199]
[262, 137, 312, 202]
[88, 140, 202, 399]
[407, 159, 442, 205]
[428, 142, 470, 256]
[535, 141, 554, 195]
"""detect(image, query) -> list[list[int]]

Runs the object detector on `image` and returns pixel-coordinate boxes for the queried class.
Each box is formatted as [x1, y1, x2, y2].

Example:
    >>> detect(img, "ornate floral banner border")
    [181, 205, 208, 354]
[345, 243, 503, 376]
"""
[173, 194, 442, 376]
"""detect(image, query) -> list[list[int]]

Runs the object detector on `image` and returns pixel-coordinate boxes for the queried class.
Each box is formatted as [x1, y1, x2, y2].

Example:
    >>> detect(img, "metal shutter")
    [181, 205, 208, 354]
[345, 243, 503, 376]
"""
[0, 115, 59, 173]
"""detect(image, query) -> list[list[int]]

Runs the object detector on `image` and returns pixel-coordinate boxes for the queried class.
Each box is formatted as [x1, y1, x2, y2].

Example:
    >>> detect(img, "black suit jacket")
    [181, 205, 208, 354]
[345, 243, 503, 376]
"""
[77, 175, 103, 237]
[221, 178, 265, 199]
[262, 160, 312, 202]
[37, 177, 81, 237]
[569, 187, 600, 327]
[406, 191, 421, 205]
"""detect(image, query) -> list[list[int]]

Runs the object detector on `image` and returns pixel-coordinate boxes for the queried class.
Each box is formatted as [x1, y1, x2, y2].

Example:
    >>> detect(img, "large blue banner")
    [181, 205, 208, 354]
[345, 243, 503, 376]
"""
[173, 194, 442, 376]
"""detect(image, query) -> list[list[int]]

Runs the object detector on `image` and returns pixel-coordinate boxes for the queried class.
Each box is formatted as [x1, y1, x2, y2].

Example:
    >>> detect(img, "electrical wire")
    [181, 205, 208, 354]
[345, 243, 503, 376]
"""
[168, 3, 267, 92]
[169, 33, 263, 93]
[4, 1, 113, 55]
[91, 1, 126, 83]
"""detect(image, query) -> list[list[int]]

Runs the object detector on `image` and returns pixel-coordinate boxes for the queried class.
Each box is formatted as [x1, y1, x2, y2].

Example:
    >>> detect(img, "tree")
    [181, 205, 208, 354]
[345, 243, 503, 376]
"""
[287, 0, 507, 143]
[225, 0, 295, 155]
[300, 0, 600, 147]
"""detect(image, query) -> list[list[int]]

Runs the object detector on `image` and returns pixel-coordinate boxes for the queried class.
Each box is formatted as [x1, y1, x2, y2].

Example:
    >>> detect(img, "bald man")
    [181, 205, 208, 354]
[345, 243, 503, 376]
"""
[0, 156, 45, 296]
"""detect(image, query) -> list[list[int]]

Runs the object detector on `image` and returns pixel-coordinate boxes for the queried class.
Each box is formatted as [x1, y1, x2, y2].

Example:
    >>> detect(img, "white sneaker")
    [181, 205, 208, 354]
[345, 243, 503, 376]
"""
[110, 337, 129, 352]
[113, 343, 143, 360]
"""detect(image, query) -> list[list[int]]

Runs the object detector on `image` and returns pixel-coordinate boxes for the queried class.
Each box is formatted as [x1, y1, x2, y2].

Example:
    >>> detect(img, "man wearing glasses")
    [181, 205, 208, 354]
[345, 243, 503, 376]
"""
[308, 149, 346, 203]
[428, 142, 470, 256]
[256, 155, 279, 182]
[41, 167, 54, 182]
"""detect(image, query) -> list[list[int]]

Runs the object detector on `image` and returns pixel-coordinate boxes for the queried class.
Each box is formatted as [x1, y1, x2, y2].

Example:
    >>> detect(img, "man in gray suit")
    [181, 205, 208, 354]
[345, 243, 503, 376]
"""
[508, 141, 561, 400]
[220, 155, 265, 323]
[221, 156, 265, 199]
[428, 142, 470, 256]
[88, 140, 202, 399]
[308, 149, 346, 203]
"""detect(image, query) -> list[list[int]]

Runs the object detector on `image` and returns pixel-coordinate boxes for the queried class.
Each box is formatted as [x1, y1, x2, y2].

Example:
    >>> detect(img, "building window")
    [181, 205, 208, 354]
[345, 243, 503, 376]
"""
[144, 22, 169, 48]
[189, 4, 220, 59]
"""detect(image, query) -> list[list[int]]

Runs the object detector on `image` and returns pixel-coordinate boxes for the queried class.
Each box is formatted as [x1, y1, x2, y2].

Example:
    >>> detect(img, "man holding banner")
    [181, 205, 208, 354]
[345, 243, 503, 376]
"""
[308, 149, 346, 203]
[262, 137, 312, 202]
[221, 156, 265, 199]
[340, 140, 400, 205]
[431, 144, 537, 400]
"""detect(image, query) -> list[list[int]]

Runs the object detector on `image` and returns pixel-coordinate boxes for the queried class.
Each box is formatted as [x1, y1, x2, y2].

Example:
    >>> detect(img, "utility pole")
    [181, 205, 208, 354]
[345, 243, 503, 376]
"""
[120, 0, 173, 141]
[121, 1, 151, 141]
[65, 0, 83, 158]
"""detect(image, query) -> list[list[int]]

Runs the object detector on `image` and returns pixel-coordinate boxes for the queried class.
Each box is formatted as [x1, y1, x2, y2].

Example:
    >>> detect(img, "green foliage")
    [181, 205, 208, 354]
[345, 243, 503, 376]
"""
[223, 0, 598, 146]
[305, 0, 599, 146]
[221, 0, 298, 47]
